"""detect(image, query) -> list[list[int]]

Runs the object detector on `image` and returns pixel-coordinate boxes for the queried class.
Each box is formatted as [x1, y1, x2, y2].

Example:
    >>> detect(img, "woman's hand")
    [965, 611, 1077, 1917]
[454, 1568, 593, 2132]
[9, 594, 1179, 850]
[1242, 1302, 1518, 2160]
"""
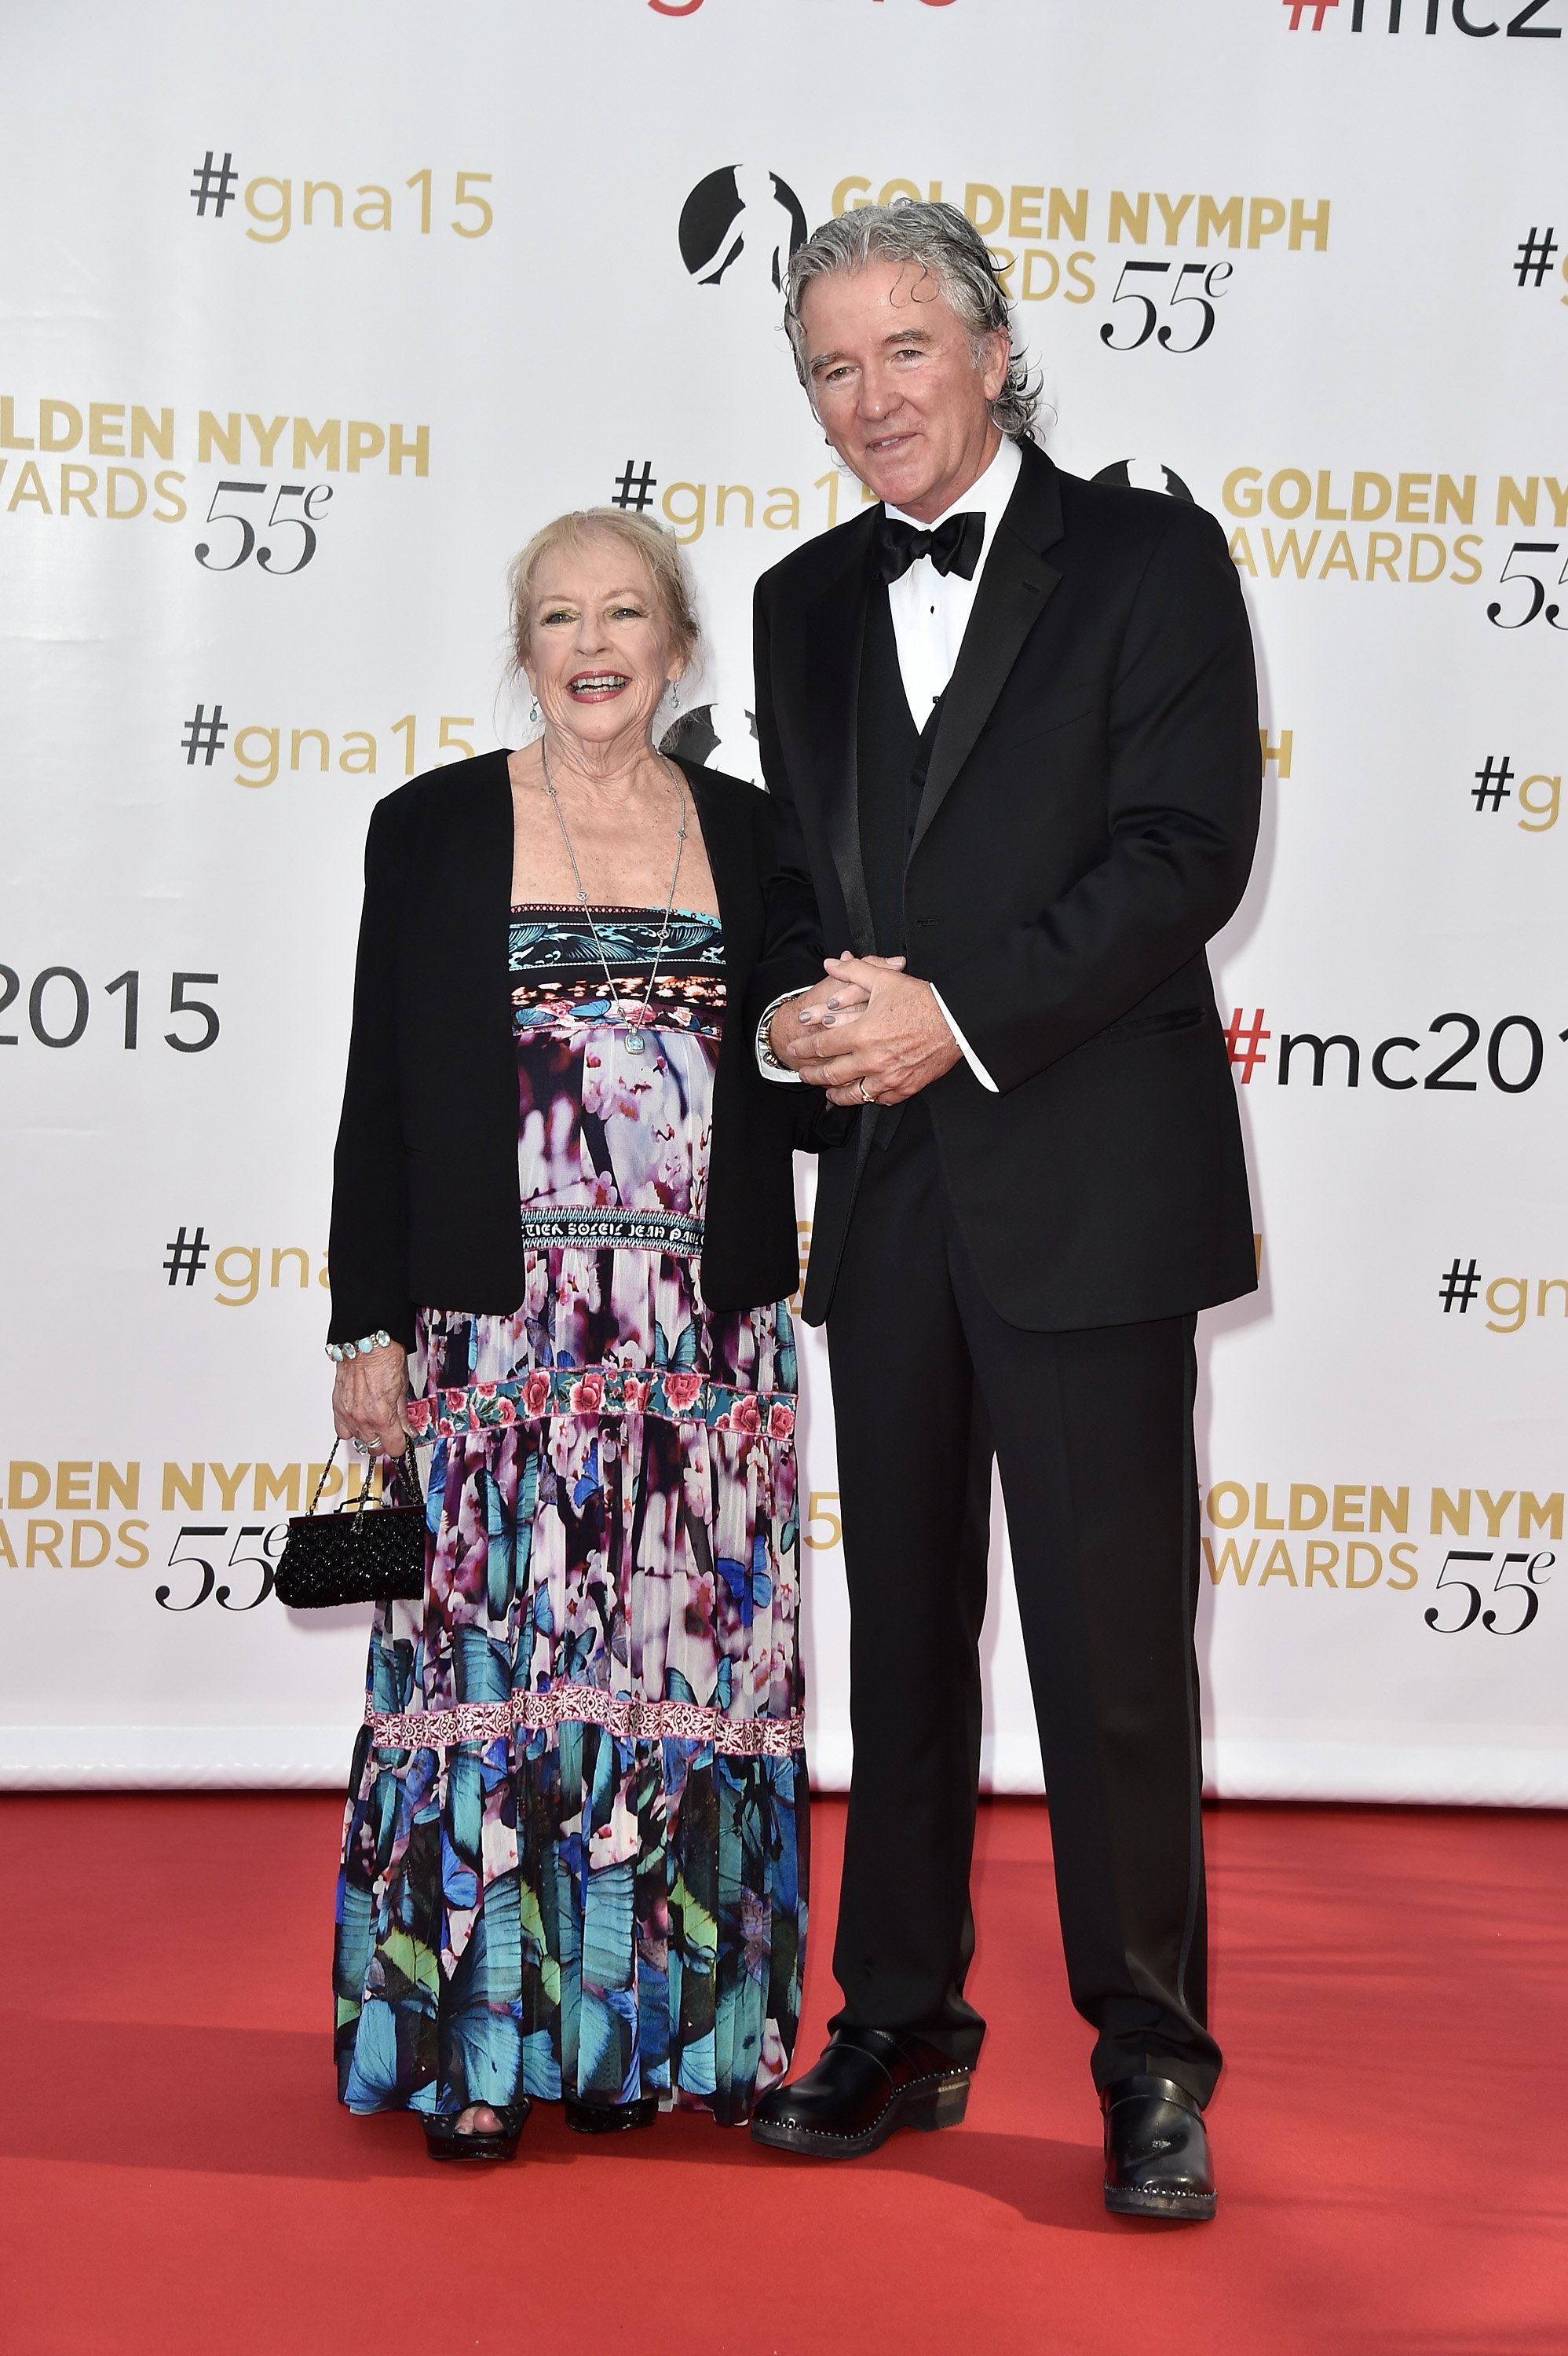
[768, 954, 905, 1064]
[332, 1341, 410, 1460]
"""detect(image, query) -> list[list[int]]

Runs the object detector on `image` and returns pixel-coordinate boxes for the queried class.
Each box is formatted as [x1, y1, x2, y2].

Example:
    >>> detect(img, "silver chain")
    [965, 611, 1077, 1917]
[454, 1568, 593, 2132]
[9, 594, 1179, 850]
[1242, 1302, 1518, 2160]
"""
[539, 740, 689, 1038]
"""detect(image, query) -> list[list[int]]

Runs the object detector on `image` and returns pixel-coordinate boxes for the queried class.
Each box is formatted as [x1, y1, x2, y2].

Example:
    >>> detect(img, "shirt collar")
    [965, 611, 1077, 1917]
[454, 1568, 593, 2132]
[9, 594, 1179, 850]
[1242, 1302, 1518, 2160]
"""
[883, 433, 1022, 539]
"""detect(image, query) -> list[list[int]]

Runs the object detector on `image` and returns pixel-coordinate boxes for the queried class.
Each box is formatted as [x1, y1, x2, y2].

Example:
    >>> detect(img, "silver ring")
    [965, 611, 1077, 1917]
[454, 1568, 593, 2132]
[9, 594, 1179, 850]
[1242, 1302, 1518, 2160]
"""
[858, 1077, 875, 1105]
[350, 1438, 370, 1455]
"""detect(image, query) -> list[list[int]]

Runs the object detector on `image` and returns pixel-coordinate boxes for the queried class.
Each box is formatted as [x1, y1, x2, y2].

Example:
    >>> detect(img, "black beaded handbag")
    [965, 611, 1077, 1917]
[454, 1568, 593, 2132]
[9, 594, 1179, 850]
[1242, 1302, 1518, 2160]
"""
[274, 1438, 428, 1608]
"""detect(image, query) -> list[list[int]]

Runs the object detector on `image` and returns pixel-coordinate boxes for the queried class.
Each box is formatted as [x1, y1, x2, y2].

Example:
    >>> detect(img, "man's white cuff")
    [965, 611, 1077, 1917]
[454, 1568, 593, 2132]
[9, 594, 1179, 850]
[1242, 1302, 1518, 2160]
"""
[930, 987, 999, 1092]
[756, 989, 808, 1084]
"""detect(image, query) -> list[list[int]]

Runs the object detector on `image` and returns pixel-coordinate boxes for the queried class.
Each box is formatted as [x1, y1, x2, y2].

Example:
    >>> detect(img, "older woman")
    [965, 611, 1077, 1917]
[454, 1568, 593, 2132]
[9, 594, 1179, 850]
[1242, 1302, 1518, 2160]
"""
[325, 510, 817, 2160]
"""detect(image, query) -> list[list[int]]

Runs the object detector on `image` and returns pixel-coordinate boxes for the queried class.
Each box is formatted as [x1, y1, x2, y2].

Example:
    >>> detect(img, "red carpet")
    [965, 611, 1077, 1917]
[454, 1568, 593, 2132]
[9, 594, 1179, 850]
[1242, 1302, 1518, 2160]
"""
[2, 1792, 1564, 2356]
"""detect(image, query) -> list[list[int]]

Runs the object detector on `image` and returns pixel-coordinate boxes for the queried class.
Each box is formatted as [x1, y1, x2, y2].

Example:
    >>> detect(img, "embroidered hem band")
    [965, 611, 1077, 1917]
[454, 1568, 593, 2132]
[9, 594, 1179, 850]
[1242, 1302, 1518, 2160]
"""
[516, 1207, 705, 1257]
[365, 1688, 806, 1757]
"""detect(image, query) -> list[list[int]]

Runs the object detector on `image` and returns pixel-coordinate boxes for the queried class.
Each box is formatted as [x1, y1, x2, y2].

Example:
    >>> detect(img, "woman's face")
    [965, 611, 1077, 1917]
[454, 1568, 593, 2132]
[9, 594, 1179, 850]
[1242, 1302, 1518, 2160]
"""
[524, 535, 682, 759]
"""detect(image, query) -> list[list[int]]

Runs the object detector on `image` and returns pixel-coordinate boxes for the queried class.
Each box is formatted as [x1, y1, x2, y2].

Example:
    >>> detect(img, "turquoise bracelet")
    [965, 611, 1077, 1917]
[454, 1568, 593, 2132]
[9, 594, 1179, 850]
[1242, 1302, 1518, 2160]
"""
[327, 1329, 393, 1363]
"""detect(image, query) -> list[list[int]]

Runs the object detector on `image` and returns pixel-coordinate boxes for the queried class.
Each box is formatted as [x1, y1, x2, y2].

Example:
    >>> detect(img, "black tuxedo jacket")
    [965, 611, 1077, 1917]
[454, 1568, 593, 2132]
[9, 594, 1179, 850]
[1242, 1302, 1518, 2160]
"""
[327, 749, 810, 1347]
[751, 441, 1262, 1330]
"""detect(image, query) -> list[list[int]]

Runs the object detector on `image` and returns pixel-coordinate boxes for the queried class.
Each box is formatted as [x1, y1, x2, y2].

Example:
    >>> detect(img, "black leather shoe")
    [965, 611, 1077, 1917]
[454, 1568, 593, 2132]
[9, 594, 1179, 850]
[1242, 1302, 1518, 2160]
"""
[750, 2028, 970, 2157]
[422, 2098, 530, 2164]
[565, 2094, 658, 2134]
[1102, 2076, 1216, 2220]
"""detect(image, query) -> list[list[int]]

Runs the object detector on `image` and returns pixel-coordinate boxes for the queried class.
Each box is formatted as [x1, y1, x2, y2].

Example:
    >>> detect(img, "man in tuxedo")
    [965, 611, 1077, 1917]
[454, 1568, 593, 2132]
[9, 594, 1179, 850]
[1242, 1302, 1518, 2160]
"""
[745, 203, 1260, 2220]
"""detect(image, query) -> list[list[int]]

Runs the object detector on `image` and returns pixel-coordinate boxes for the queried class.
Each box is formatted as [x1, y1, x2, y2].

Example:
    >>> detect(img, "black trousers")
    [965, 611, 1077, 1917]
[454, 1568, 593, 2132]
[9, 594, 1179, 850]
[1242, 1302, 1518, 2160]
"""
[823, 1101, 1220, 2104]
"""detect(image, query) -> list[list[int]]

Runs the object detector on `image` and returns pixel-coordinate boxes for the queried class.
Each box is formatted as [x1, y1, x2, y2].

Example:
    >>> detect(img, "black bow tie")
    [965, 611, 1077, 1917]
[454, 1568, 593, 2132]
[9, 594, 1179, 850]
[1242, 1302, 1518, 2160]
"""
[876, 509, 985, 585]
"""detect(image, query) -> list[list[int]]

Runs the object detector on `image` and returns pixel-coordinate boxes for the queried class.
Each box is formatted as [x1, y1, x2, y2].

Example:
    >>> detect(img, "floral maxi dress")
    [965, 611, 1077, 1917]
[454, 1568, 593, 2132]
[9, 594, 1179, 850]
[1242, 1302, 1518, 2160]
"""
[334, 906, 807, 2124]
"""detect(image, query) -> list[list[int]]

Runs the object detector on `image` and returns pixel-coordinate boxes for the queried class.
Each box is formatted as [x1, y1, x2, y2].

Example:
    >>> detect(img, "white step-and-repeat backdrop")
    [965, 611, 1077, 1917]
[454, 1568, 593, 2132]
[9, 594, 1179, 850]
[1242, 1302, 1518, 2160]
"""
[2, 0, 1563, 1802]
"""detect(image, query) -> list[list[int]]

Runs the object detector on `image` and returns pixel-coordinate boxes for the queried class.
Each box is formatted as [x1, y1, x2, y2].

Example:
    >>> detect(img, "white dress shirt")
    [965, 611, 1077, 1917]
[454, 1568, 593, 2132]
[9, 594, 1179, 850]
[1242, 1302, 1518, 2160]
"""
[881, 437, 1021, 1090]
[883, 433, 1021, 738]
[758, 437, 1019, 1094]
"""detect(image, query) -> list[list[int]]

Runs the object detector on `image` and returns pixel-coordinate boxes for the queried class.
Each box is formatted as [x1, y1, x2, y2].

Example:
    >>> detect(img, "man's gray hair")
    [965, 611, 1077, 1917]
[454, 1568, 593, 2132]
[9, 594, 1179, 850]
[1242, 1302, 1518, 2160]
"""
[783, 199, 1041, 442]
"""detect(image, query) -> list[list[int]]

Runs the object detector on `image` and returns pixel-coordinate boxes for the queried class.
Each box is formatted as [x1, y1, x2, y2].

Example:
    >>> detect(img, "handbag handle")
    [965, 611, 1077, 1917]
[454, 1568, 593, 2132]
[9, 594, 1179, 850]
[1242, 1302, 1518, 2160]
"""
[305, 1437, 426, 1520]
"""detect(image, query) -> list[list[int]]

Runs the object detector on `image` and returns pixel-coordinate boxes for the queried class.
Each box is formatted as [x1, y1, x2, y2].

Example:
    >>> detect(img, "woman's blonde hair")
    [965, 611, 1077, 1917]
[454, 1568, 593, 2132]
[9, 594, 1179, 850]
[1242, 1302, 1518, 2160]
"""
[506, 508, 701, 677]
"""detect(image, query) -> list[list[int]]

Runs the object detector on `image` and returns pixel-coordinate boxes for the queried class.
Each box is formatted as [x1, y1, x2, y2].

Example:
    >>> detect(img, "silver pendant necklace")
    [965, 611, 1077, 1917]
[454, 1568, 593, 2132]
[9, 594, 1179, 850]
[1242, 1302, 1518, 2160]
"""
[539, 740, 689, 1055]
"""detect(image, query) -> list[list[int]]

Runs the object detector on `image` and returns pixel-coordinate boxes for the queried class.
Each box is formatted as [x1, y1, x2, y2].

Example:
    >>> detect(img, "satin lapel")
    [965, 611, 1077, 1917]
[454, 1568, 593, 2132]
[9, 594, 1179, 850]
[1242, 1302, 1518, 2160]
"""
[806, 534, 877, 957]
[909, 451, 1065, 862]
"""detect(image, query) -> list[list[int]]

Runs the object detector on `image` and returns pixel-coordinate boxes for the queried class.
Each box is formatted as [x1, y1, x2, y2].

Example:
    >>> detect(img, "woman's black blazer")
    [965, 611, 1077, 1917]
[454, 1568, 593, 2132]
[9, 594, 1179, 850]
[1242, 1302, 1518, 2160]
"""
[327, 749, 811, 1346]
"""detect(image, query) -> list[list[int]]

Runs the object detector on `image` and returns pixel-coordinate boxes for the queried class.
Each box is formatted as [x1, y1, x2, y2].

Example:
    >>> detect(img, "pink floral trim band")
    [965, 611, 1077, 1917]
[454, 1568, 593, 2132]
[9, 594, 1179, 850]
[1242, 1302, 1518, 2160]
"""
[404, 1369, 797, 1442]
[365, 1686, 806, 1757]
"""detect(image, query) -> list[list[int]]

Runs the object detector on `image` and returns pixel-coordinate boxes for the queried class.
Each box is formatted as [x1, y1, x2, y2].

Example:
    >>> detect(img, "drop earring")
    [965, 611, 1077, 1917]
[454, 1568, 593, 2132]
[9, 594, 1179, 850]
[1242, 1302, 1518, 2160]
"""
[528, 693, 540, 726]
[667, 680, 680, 711]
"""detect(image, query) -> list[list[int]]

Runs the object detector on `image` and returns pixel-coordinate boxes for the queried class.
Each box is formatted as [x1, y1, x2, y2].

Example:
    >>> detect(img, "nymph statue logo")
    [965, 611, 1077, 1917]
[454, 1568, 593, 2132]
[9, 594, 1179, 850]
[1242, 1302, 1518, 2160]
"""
[678, 165, 807, 292]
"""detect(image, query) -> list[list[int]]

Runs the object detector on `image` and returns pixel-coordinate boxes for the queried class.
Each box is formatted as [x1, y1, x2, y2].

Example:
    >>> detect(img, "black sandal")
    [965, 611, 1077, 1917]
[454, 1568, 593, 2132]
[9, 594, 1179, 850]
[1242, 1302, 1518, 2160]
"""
[565, 2094, 659, 2135]
[422, 2099, 531, 2164]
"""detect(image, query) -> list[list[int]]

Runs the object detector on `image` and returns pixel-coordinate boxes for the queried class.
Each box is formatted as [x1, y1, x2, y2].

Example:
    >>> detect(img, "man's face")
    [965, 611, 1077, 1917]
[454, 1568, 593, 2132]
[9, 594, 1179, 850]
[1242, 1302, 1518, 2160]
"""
[799, 258, 1008, 523]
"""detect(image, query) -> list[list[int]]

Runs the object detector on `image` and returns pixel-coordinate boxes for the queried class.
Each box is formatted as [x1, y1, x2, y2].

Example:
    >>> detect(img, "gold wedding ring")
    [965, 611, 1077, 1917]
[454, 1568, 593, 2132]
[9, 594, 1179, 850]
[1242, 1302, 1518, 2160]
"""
[858, 1077, 875, 1105]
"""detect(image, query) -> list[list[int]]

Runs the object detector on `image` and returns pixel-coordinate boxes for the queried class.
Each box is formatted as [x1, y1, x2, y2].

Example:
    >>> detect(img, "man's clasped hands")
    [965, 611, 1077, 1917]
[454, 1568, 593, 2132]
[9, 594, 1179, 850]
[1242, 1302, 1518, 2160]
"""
[767, 954, 963, 1108]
